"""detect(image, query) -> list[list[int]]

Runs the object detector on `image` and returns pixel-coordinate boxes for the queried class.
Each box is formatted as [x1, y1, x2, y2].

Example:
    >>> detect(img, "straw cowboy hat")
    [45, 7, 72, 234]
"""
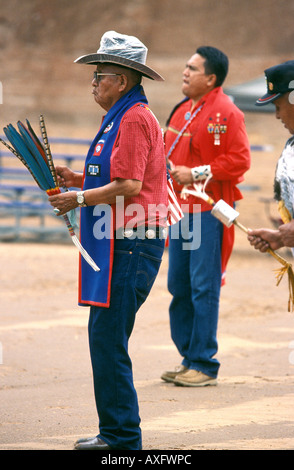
[74, 30, 164, 81]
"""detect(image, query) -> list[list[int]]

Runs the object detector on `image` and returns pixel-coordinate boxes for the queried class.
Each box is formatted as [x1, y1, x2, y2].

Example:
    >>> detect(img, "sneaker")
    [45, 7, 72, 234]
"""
[161, 365, 188, 383]
[173, 369, 217, 387]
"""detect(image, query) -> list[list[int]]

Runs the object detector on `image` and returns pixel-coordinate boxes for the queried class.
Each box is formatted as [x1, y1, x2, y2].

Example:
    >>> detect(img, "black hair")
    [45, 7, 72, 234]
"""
[196, 46, 229, 87]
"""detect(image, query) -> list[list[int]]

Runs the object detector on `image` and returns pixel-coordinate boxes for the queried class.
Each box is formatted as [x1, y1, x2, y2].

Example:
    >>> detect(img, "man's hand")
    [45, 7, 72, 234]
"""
[55, 165, 83, 189]
[248, 220, 294, 252]
[247, 228, 283, 252]
[48, 190, 79, 216]
[170, 165, 194, 185]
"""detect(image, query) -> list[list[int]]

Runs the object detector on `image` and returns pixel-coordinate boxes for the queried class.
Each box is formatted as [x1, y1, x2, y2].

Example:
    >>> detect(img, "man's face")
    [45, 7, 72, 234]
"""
[92, 65, 123, 111]
[182, 53, 215, 102]
[274, 93, 294, 135]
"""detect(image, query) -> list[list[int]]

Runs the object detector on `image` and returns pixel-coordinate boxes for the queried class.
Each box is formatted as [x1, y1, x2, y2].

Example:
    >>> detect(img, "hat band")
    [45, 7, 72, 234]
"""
[258, 93, 279, 102]
[256, 93, 280, 106]
[97, 48, 147, 65]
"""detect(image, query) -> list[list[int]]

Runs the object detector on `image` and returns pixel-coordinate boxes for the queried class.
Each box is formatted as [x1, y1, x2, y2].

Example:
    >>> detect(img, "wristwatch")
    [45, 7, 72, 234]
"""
[76, 191, 87, 207]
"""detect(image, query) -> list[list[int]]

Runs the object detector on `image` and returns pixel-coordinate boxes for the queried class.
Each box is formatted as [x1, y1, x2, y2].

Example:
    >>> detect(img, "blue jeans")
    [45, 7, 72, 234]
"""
[88, 236, 165, 450]
[168, 211, 223, 378]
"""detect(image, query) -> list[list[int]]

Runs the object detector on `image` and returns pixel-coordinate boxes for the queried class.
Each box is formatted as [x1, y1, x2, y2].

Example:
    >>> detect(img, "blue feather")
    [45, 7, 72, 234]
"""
[4, 124, 53, 190]
[4, 126, 48, 190]
[5, 125, 49, 190]
[17, 121, 55, 188]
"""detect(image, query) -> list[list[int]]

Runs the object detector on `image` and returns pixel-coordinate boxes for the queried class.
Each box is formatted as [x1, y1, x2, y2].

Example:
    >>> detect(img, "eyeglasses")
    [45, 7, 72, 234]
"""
[93, 71, 122, 82]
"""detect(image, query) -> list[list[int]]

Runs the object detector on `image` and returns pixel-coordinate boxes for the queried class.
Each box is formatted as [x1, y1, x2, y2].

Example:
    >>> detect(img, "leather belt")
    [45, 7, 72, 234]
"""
[115, 226, 167, 240]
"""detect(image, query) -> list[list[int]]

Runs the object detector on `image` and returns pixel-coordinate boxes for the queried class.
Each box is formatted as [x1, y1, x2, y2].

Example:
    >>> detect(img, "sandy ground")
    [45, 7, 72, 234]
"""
[0, 112, 294, 452]
[0, 237, 293, 452]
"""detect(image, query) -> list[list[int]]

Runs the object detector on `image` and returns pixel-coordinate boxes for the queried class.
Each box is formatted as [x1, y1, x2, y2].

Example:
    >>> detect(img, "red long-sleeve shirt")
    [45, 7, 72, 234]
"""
[165, 87, 251, 212]
[165, 86, 251, 283]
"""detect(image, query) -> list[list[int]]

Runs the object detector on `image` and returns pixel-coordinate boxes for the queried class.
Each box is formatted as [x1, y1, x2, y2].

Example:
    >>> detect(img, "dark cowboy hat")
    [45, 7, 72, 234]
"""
[74, 31, 164, 81]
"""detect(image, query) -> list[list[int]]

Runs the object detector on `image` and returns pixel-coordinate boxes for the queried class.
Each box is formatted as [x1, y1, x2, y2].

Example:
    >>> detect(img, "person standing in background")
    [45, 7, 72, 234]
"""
[161, 46, 251, 387]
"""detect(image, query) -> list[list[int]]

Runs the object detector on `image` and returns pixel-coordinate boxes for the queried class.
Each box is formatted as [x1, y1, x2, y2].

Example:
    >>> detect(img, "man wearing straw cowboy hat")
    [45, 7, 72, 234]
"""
[48, 31, 168, 450]
[248, 61, 294, 253]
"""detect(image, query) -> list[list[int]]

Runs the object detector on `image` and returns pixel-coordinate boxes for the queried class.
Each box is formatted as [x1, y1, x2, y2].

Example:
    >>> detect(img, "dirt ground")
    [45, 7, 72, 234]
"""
[0, 110, 294, 451]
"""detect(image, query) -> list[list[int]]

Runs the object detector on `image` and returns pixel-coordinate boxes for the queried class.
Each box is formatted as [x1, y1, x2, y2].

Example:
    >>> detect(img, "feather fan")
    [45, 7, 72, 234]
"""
[0, 115, 99, 272]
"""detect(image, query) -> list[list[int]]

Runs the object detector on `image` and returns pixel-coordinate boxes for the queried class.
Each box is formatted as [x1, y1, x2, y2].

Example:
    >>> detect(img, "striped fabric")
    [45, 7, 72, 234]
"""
[167, 174, 184, 226]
